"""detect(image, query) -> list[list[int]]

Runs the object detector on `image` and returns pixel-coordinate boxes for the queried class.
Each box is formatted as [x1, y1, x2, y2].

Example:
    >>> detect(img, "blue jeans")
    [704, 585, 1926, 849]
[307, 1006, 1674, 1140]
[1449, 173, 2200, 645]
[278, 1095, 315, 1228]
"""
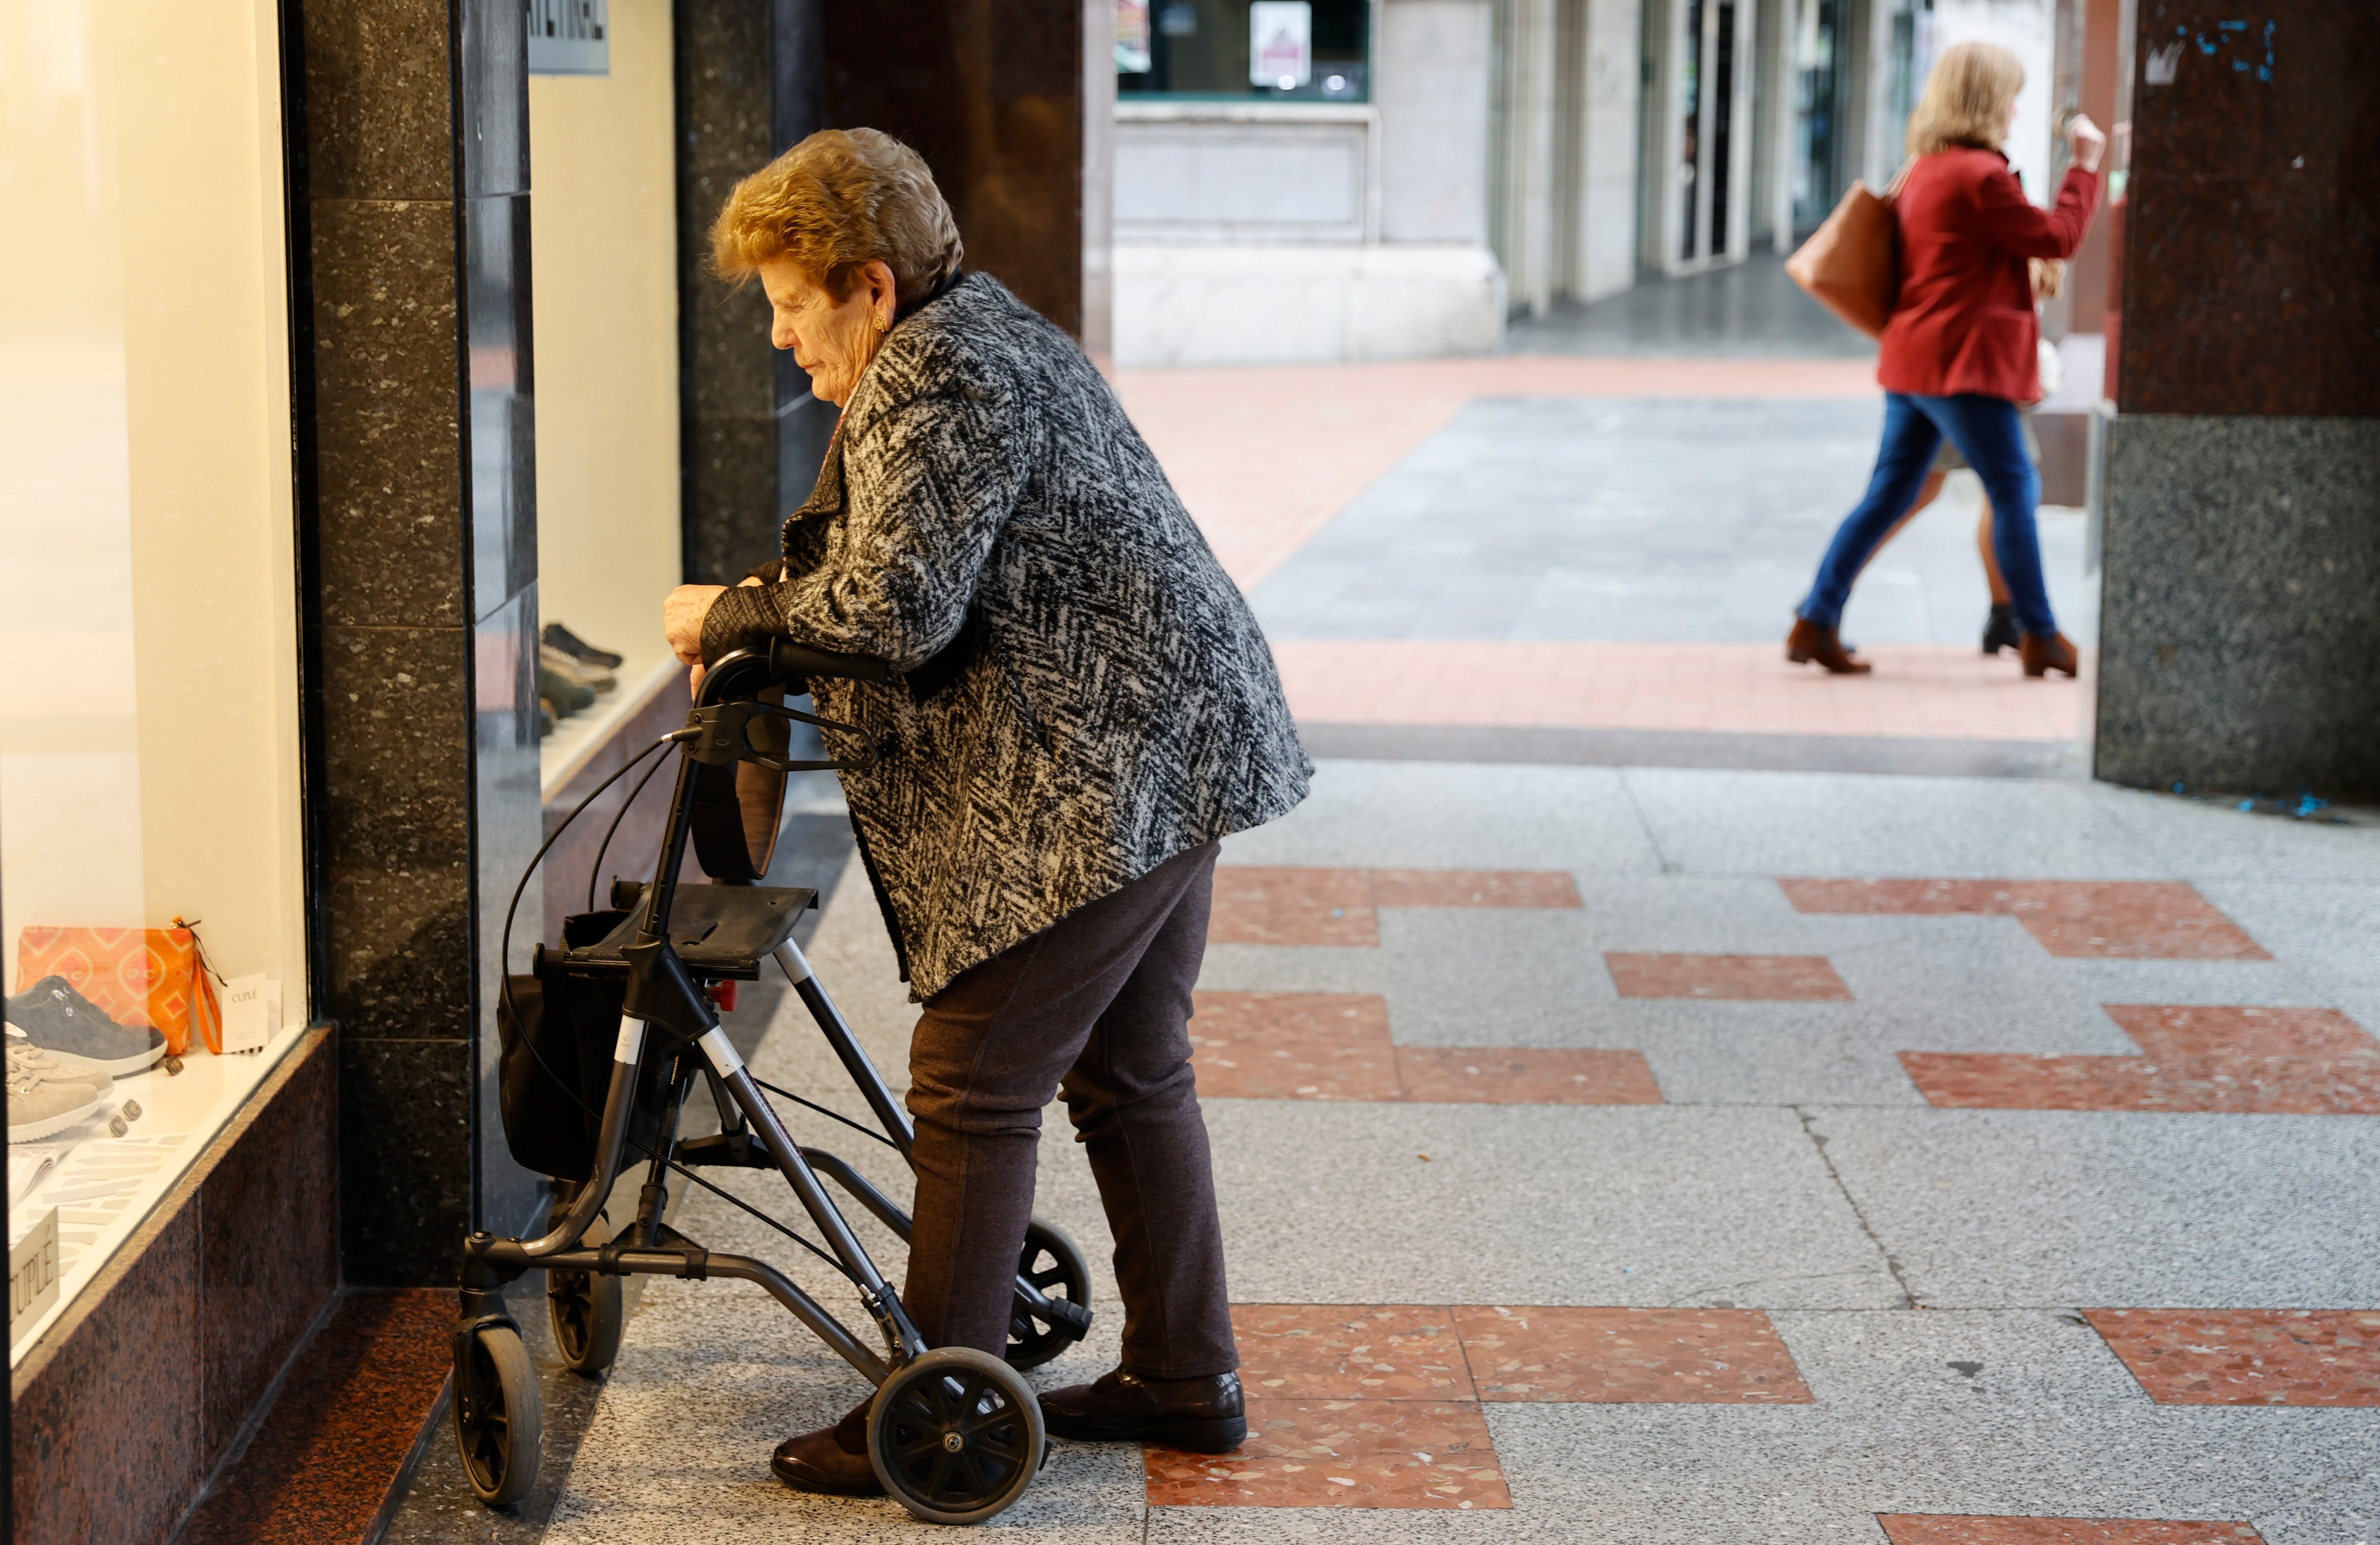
[1796, 392, 2056, 637]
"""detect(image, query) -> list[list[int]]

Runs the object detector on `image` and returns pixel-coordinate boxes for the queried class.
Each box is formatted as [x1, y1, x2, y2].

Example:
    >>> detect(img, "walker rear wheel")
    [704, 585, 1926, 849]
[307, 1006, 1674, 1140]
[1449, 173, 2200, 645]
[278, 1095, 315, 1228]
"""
[454, 1321, 542, 1506]
[1005, 1217, 1092, 1370]
[548, 1216, 625, 1376]
[868, 1347, 1044, 1525]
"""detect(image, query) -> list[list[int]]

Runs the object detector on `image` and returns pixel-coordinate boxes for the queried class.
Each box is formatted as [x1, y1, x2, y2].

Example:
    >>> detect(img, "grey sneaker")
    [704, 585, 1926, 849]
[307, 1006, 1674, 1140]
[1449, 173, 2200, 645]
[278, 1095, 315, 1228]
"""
[3, 1029, 111, 1099]
[4, 977, 167, 1076]
[7, 1047, 103, 1142]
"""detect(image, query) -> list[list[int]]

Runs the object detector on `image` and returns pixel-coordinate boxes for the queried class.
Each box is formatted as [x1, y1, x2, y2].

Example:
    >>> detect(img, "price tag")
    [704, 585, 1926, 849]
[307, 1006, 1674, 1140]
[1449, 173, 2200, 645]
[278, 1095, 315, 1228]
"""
[10, 1208, 60, 1343]
[220, 975, 282, 1055]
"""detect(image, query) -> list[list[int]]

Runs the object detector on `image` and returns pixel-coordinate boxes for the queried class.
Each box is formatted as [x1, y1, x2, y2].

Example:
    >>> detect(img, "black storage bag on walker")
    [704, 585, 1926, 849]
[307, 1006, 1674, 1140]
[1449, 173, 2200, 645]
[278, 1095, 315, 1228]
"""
[496, 908, 662, 1182]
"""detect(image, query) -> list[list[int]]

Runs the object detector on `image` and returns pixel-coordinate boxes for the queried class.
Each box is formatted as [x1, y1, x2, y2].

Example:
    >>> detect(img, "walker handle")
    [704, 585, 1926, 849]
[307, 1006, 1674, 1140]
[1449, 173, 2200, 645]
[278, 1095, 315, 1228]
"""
[769, 638, 893, 686]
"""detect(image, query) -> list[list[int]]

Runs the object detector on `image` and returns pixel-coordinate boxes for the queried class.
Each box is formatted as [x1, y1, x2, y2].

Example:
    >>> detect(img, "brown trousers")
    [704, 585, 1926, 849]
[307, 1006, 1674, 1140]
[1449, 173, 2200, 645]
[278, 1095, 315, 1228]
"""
[901, 841, 1237, 1380]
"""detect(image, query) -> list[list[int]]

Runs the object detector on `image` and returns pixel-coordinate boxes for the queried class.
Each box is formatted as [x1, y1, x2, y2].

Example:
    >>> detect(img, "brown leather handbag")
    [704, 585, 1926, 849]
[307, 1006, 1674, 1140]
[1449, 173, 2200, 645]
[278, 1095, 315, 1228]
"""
[1785, 168, 1908, 337]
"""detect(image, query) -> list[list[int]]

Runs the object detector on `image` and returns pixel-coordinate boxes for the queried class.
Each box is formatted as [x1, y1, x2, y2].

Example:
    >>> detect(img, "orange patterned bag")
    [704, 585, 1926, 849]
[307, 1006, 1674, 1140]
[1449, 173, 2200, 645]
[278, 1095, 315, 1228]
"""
[13, 922, 223, 1056]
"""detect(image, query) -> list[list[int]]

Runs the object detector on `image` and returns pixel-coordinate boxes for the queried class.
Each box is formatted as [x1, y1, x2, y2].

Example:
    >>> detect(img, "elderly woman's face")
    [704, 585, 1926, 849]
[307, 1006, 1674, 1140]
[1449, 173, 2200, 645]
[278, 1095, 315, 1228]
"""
[758, 257, 899, 408]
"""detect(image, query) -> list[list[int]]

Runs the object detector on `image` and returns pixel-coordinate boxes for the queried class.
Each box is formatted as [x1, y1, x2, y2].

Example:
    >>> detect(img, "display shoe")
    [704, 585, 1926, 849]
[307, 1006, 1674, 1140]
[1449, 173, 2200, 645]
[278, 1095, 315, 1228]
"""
[540, 643, 615, 694]
[2019, 631, 2080, 678]
[4, 978, 166, 1076]
[1980, 602, 2020, 655]
[538, 698, 555, 738]
[7, 1046, 105, 1143]
[542, 621, 624, 671]
[1785, 617, 1873, 675]
[5, 1029, 113, 1099]
[770, 1399, 884, 1496]
[538, 664, 595, 716]
[1040, 1367, 1246, 1453]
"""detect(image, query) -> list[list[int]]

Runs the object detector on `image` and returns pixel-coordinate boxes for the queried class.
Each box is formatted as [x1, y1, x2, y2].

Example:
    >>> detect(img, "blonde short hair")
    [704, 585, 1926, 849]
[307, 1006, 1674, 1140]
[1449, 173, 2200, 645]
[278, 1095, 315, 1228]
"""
[710, 129, 964, 306]
[1906, 42, 2025, 157]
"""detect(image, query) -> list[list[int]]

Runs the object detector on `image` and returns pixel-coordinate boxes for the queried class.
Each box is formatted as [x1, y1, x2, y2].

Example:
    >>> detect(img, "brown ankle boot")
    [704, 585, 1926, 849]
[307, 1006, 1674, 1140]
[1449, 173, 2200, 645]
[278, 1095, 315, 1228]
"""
[2018, 632, 2079, 678]
[1785, 618, 1872, 674]
[770, 1398, 883, 1495]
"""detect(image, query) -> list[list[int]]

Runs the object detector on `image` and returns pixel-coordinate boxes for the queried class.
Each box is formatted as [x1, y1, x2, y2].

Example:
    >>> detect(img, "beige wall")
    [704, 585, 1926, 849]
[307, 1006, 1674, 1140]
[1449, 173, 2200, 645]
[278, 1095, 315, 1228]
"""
[529, 0, 682, 679]
[0, 0, 306, 992]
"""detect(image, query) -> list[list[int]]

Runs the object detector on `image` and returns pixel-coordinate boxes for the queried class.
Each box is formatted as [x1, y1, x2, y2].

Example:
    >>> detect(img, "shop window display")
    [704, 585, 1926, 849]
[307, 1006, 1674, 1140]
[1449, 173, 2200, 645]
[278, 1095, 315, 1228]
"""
[1117, 0, 1372, 101]
[1, 0, 307, 1356]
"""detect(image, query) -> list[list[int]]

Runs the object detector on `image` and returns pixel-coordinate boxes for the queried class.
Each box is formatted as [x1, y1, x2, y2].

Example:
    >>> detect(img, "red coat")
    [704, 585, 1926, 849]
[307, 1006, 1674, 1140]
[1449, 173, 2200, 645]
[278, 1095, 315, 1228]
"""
[1877, 148, 2100, 402]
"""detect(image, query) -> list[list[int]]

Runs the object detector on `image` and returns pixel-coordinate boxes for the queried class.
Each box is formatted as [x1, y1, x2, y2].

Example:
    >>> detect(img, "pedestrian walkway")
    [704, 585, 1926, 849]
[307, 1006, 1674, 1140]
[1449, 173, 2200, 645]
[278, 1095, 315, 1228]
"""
[490, 763, 2378, 1544]
[1115, 341, 2097, 776]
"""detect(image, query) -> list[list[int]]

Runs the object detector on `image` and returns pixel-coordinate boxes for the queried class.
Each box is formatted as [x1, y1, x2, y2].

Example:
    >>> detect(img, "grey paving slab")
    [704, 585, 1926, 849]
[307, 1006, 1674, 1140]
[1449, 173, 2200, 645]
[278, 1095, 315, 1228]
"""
[2093, 785, 2380, 884]
[2255, 1462, 2380, 1545]
[1219, 760, 1663, 874]
[2194, 881, 2380, 985]
[1204, 1100, 1902, 1310]
[1504, 253, 1880, 360]
[1442, 1310, 2380, 1545]
[1622, 766, 2169, 878]
[1810, 1107, 2380, 1308]
[1246, 396, 2097, 649]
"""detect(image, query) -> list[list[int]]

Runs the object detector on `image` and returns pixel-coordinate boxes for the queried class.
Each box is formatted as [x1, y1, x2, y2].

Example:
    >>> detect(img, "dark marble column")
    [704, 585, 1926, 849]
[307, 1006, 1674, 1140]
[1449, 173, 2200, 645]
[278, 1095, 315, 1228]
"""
[293, 0, 543, 1283]
[676, 0, 836, 585]
[824, 0, 1085, 336]
[2093, 0, 2380, 800]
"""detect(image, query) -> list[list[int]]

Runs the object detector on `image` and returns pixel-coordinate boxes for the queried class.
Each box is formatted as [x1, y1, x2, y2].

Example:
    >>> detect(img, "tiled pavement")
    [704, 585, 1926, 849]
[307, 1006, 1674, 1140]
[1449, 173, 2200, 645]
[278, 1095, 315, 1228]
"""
[520, 762, 2380, 1545]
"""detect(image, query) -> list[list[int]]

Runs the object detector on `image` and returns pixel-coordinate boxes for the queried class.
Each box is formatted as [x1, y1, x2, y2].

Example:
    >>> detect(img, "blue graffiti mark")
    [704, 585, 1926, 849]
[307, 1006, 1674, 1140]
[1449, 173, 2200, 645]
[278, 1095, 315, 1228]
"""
[2177, 17, 2274, 82]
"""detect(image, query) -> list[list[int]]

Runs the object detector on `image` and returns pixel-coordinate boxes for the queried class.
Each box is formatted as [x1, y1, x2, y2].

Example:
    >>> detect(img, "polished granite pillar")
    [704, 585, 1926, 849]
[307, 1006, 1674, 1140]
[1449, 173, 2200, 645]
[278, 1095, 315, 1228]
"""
[676, 0, 835, 585]
[293, 0, 544, 1283]
[2094, 0, 2380, 799]
[825, 0, 1085, 337]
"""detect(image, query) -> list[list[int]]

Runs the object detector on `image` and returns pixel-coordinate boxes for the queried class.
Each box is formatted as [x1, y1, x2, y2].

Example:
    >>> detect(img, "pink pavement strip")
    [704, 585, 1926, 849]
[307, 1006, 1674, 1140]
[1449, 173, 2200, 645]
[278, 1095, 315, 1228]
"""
[1116, 356, 1879, 588]
[1273, 638, 2085, 743]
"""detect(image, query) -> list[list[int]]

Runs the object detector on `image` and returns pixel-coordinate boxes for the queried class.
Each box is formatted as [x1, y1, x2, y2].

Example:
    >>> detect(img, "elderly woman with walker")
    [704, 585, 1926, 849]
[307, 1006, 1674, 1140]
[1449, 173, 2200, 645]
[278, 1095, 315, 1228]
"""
[660, 129, 1310, 1501]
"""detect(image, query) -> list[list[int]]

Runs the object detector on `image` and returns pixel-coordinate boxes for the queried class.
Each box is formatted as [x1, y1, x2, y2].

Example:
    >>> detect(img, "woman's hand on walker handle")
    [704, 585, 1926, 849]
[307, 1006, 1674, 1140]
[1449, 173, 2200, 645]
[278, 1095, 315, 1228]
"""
[665, 576, 767, 694]
[2067, 112, 2107, 174]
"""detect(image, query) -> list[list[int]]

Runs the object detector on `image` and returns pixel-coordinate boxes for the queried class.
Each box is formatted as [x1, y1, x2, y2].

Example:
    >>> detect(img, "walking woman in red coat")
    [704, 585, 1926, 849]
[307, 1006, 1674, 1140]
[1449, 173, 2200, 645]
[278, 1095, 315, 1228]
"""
[1788, 41, 2106, 677]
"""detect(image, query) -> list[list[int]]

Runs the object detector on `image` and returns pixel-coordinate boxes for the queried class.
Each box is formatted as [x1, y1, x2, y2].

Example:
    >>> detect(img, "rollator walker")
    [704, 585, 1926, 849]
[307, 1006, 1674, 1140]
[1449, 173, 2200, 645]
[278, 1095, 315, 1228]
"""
[457, 640, 1093, 1525]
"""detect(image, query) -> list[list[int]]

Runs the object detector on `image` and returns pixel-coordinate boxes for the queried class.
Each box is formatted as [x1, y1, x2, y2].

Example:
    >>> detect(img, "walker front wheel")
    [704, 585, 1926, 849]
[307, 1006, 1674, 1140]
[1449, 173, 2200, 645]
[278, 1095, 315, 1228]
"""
[454, 1321, 543, 1506]
[868, 1347, 1044, 1525]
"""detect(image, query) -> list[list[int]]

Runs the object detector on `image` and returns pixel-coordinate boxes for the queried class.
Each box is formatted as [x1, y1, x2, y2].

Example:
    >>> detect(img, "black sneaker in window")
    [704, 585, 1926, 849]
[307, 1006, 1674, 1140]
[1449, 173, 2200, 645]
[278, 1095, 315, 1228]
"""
[542, 622, 624, 670]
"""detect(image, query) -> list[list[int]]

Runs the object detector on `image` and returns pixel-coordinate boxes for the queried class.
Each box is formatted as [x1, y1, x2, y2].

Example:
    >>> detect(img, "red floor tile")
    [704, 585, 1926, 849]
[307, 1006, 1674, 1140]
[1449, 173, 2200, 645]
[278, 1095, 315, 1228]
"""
[1231, 1305, 1476, 1400]
[1190, 992, 1665, 1106]
[1879, 1518, 2263, 1544]
[1450, 1306, 1813, 1404]
[2084, 1309, 2380, 1406]
[1145, 1399, 1509, 1509]
[1209, 867, 1378, 946]
[2106, 1005, 2380, 1061]
[176, 1290, 453, 1545]
[1394, 1046, 1663, 1104]
[1369, 869, 1584, 910]
[1779, 879, 2269, 960]
[1190, 992, 1402, 1100]
[1606, 952, 1853, 1001]
[1902, 1003, 2380, 1114]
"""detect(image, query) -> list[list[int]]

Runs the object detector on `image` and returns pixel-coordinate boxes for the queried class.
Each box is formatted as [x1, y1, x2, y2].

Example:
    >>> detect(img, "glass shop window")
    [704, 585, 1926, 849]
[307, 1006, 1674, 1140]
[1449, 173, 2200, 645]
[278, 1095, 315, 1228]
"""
[1, 0, 308, 1359]
[1117, 0, 1373, 102]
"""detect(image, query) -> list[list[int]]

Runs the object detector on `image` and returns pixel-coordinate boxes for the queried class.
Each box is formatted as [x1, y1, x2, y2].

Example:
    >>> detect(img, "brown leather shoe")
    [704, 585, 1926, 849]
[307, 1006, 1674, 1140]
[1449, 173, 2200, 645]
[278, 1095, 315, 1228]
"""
[2018, 631, 2080, 678]
[1785, 617, 1872, 674]
[1040, 1367, 1246, 1453]
[771, 1398, 883, 1496]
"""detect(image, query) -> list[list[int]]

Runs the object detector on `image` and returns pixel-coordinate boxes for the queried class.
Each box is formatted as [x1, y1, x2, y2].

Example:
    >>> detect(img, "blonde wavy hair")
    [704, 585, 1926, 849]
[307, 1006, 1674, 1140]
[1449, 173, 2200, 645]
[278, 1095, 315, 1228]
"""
[710, 128, 963, 305]
[1906, 41, 2024, 157]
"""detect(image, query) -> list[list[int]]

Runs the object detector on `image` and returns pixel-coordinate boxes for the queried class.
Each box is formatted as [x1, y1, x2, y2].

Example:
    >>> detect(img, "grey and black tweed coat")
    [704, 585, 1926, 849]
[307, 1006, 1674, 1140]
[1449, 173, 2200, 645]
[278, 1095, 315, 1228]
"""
[702, 272, 1311, 1000]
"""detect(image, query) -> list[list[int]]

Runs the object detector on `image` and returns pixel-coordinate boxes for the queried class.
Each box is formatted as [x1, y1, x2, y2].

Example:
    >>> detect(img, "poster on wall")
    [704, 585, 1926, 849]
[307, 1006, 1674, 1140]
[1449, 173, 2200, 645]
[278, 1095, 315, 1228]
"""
[1115, 0, 1153, 73]
[1249, 1, 1313, 90]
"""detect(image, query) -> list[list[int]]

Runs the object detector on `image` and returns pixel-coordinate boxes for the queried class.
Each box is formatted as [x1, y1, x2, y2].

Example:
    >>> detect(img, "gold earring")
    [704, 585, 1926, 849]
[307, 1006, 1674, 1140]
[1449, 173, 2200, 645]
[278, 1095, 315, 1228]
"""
[874, 312, 889, 333]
